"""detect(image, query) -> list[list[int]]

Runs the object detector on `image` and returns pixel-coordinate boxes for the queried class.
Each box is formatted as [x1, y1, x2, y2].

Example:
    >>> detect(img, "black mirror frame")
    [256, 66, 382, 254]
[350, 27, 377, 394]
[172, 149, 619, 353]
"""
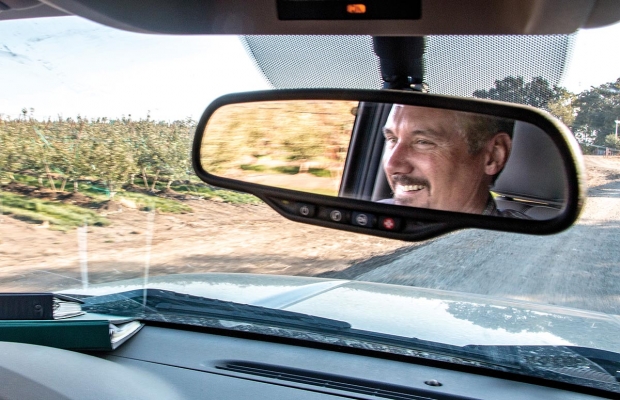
[192, 89, 586, 241]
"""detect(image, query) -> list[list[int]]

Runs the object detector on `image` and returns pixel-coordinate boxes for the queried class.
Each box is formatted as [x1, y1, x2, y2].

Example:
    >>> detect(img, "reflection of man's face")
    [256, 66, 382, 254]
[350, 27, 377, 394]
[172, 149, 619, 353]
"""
[382, 105, 498, 214]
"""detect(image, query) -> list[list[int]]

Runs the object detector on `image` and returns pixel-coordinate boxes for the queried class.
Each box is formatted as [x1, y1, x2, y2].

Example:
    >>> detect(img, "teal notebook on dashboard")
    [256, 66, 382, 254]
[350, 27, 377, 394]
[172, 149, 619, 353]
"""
[0, 319, 144, 351]
[0, 293, 85, 320]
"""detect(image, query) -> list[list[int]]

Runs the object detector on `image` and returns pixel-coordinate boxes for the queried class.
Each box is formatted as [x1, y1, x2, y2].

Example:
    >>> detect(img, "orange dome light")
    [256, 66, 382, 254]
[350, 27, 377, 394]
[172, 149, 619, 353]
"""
[346, 4, 366, 14]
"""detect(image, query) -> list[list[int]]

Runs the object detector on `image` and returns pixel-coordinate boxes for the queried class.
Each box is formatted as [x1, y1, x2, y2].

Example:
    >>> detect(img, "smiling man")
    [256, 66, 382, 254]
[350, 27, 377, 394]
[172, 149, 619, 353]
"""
[382, 104, 516, 216]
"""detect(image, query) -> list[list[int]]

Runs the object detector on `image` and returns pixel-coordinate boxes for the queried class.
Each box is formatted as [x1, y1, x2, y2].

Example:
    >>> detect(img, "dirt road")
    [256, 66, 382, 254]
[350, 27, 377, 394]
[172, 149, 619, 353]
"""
[331, 156, 620, 314]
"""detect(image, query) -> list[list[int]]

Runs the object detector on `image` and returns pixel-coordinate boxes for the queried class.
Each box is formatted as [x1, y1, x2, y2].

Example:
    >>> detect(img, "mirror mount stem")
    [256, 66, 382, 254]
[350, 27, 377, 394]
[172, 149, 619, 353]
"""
[372, 36, 427, 92]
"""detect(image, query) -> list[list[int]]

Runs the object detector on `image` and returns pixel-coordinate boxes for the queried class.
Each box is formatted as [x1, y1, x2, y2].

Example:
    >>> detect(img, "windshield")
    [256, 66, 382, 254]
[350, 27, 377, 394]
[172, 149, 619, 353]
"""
[2, 15, 620, 393]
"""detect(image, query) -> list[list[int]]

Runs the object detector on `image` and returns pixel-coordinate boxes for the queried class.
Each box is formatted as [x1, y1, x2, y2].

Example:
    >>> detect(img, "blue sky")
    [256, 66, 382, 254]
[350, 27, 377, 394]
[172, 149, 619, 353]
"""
[0, 17, 270, 121]
[1, 16, 619, 122]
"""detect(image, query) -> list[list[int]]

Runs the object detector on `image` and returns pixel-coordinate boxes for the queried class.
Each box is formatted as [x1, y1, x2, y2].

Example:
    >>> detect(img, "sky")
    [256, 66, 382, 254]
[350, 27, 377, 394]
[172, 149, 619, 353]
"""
[1, 16, 619, 122]
[0, 17, 270, 122]
[560, 21, 620, 93]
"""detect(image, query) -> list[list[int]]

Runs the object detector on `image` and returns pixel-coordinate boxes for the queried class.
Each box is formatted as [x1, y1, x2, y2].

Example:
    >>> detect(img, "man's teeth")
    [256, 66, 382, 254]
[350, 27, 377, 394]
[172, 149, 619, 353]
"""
[400, 184, 425, 192]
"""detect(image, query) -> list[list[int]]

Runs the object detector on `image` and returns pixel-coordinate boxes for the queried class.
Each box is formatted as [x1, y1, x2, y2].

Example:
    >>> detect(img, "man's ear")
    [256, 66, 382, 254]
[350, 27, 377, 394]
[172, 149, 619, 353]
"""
[483, 132, 511, 176]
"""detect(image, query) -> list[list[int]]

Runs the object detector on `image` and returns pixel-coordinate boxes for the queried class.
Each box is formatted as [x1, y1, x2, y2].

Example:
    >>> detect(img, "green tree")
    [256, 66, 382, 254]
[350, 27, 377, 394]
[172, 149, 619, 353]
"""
[27, 123, 59, 191]
[604, 134, 620, 149]
[572, 77, 620, 146]
[84, 123, 135, 197]
[126, 119, 152, 189]
[0, 117, 29, 183]
[48, 116, 93, 192]
[159, 119, 194, 189]
[473, 76, 558, 109]
[546, 86, 577, 127]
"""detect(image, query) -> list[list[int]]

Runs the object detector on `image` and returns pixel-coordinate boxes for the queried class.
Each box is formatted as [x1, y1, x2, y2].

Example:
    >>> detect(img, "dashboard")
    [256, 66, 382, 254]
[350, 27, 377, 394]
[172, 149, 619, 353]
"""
[0, 324, 607, 399]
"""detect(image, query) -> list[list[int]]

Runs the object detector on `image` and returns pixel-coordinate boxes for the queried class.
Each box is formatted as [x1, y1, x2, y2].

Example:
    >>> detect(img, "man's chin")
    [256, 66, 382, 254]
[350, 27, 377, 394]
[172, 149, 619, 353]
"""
[393, 195, 430, 208]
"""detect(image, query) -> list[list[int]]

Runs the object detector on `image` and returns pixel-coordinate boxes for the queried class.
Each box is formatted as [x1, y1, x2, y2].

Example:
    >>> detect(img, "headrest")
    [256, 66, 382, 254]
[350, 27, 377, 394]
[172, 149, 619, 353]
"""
[492, 121, 567, 206]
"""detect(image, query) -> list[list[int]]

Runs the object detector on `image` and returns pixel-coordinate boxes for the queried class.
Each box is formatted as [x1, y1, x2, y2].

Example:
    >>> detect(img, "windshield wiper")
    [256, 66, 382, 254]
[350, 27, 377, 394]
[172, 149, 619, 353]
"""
[80, 289, 351, 332]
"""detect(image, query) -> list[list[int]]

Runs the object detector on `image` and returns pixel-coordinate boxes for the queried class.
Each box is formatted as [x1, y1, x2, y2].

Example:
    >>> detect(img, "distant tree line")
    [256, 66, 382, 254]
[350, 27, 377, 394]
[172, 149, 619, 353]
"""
[0, 111, 195, 196]
[473, 76, 620, 150]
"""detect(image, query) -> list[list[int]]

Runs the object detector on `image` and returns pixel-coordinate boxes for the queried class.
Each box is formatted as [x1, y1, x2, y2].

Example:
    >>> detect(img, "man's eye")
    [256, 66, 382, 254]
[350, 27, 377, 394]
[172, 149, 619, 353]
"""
[414, 139, 435, 147]
[385, 137, 397, 146]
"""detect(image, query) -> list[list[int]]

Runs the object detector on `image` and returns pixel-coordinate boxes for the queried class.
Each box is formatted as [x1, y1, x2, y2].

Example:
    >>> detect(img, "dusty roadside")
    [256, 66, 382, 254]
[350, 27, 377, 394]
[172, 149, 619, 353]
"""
[0, 192, 409, 291]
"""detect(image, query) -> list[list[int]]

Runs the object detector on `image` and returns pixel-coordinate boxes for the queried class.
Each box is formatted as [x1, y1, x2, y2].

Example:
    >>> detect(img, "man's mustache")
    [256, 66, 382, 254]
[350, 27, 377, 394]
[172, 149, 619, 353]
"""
[390, 175, 430, 189]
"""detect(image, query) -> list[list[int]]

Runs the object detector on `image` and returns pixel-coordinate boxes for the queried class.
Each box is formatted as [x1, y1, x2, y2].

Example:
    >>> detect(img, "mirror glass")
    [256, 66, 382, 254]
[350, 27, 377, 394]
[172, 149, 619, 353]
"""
[199, 100, 568, 220]
[200, 100, 356, 196]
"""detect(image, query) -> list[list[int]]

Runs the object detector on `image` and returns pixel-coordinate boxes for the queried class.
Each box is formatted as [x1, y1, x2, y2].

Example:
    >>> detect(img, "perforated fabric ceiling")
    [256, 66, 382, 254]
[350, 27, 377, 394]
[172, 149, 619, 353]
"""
[242, 34, 575, 102]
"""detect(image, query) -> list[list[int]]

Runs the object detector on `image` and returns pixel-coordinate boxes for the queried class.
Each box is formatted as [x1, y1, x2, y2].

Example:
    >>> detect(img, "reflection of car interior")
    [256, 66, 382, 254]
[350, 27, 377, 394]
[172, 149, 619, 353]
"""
[342, 102, 392, 202]
[492, 121, 567, 219]
[343, 103, 566, 220]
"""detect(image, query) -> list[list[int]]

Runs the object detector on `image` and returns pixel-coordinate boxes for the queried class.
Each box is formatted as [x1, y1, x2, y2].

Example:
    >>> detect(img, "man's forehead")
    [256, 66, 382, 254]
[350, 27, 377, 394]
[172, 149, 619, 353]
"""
[386, 105, 460, 131]
[390, 104, 456, 117]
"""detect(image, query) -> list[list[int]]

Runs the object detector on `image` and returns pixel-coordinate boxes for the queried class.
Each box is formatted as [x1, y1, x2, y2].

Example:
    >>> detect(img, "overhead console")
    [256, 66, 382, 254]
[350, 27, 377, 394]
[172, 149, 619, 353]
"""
[2, 0, 617, 34]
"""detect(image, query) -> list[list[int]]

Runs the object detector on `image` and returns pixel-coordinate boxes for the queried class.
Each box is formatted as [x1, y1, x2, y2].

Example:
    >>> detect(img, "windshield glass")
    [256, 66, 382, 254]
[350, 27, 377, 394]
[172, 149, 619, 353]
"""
[2, 15, 620, 392]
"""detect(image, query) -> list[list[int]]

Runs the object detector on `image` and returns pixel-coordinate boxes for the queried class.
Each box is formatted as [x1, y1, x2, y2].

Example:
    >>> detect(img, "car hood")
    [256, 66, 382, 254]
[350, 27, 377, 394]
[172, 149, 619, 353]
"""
[64, 273, 620, 353]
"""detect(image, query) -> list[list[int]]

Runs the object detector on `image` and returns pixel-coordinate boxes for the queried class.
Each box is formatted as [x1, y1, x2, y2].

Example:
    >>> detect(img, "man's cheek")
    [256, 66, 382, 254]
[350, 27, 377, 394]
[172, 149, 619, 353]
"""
[387, 177, 396, 191]
[382, 151, 395, 175]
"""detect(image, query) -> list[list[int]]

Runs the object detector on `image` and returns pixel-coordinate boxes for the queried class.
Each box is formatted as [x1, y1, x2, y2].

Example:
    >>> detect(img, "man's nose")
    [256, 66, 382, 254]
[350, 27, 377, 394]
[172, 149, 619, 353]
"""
[384, 141, 413, 176]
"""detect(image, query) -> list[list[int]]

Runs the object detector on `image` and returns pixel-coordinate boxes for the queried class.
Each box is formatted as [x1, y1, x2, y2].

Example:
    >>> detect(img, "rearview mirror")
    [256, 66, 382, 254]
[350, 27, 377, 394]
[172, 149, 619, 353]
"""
[192, 90, 585, 241]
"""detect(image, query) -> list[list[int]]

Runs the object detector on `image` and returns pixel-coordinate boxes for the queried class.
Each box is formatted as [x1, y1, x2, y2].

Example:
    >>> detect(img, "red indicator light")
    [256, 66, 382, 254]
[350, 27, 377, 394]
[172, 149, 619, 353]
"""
[382, 218, 395, 230]
[347, 4, 367, 14]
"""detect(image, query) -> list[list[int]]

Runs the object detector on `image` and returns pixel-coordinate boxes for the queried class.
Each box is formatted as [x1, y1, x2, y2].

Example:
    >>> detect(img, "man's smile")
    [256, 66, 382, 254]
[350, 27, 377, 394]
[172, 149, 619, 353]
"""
[390, 175, 430, 196]
[398, 184, 426, 192]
